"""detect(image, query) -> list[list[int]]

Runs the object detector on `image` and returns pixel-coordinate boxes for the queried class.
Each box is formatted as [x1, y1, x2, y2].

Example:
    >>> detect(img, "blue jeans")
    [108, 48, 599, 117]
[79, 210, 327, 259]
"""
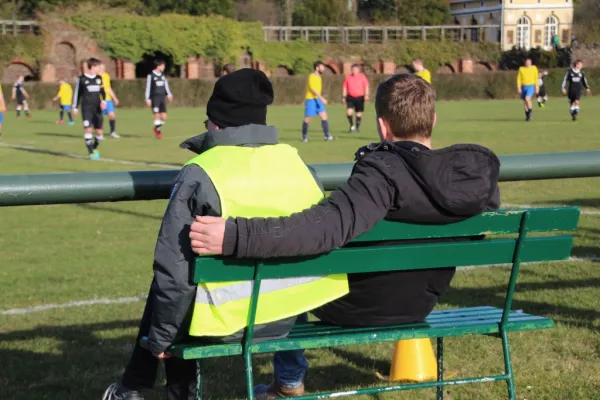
[273, 313, 309, 388]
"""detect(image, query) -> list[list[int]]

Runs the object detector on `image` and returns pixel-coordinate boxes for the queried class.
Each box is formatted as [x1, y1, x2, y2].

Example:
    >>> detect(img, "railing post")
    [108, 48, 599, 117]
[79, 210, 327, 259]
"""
[403, 26, 407, 39]
[460, 28, 465, 41]
[305, 28, 309, 41]
[325, 28, 329, 43]
[2, 22, 6, 35]
[364, 27, 368, 44]
[441, 27, 445, 41]
[13, 21, 17, 36]
[422, 26, 427, 40]
[383, 27, 388, 43]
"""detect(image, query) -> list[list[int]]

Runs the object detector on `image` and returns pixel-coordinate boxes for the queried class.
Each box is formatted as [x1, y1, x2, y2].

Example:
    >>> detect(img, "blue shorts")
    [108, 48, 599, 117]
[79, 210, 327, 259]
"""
[521, 85, 536, 100]
[0, 112, 3, 124]
[304, 99, 326, 117]
[103, 100, 115, 115]
[60, 105, 71, 112]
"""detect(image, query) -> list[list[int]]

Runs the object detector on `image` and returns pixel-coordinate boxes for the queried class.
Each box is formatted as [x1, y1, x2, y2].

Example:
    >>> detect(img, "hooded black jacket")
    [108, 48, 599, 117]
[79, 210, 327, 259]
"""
[221, 141, 501, 326]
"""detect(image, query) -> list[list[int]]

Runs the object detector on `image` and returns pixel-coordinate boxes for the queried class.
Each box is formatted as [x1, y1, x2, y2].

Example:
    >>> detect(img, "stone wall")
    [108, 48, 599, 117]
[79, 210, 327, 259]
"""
[571, 45, 600, 68]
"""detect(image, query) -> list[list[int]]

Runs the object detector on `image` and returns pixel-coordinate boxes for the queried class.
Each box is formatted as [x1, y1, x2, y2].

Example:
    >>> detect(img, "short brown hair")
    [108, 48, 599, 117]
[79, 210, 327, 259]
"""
[375, 74, 436, 139]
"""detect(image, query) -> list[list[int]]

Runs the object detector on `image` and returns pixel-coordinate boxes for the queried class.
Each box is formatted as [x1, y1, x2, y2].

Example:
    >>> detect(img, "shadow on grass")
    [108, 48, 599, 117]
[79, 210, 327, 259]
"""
[0, 320, 383, 400]
[36, 132, 81, 139]
[534, 198, 600, 209]
[442, 273, 600, 331]
[75, 203, 162, 221]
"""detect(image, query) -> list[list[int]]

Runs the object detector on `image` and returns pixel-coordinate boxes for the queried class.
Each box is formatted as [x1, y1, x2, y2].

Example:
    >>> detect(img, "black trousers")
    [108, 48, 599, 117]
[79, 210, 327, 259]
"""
[122, 286, 197, 400]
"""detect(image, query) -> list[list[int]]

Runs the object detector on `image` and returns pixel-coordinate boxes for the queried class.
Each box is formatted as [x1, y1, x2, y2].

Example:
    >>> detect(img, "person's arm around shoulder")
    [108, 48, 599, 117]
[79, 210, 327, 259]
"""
[147, 164, 218, 356]
[191, 153, 396, 258]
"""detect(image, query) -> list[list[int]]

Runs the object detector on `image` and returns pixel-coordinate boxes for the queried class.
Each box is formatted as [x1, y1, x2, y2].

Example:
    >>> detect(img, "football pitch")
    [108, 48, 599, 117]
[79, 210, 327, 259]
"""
[1, 98, 599, 399]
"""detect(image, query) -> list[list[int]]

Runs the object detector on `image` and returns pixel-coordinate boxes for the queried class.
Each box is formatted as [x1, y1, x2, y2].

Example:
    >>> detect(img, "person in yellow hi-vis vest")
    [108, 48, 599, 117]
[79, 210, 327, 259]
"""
[103, 69, 349, 400]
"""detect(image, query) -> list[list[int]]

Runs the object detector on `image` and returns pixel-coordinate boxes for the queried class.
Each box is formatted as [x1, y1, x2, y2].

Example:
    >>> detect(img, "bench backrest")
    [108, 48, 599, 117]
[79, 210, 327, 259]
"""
[193, 207, 580, 341]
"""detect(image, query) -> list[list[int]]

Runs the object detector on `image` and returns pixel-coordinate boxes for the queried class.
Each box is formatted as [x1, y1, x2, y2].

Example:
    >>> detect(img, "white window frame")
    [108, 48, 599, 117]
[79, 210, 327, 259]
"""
[516, 16, 531, 49]
[544, 16, 559, 50]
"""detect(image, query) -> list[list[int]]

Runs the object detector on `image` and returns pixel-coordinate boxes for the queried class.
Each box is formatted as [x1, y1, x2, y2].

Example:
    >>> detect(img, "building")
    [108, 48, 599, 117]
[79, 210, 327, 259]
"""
[449, 0, 574, 50]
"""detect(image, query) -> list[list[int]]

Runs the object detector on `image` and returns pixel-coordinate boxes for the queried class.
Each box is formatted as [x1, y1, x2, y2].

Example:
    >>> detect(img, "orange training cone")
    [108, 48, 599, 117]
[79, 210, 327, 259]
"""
[389, 338, 437, 382]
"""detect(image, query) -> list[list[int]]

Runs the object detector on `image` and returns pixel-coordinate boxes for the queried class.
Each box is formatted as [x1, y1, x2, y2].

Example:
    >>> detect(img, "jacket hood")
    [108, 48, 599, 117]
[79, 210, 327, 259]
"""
[179, 124, 278, 155]
[390, 142, 500, 217]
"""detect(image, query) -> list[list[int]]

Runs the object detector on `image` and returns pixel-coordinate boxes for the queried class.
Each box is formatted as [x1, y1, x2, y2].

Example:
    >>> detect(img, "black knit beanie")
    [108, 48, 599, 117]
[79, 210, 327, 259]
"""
[206, 69, 274, 128]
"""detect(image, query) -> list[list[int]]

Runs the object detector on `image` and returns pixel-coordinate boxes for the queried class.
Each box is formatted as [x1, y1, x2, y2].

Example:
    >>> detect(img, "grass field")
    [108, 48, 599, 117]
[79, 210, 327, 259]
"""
[1, 98, 599, 400]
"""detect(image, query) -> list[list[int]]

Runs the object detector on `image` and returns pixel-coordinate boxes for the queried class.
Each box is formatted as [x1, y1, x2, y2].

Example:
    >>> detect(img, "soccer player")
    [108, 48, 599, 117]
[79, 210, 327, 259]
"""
[342, 64, 369, 133]
[537, 71, 549, 108]
[0, 85, 5, 137]
[11, 75, 31, 119]
[517, 58, 539, 121]
[562, 59, 591, 121]
[72, 58, 107, 160]
[53, 79, 74, 125]
[145, 59, 173, 139]
[222, 64, 236, 75]
[412, 58, 431, 84]
[99, 62, 121, 138]
[303, 61, 333, 142]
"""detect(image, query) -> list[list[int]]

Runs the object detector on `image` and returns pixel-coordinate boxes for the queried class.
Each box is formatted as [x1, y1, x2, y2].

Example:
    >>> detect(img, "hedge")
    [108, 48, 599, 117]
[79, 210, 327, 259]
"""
[3, 68, 598, 111]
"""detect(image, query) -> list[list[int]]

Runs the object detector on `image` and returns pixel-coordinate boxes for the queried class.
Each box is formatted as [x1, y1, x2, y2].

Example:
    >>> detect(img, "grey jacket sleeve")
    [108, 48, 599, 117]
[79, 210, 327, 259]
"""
[222, 155, 395, 259]
[147, 164, 220, 354]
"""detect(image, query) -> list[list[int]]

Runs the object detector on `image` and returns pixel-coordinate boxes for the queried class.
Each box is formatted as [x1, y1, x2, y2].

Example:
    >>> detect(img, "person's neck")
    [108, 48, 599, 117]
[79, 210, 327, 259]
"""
[84, 72, 95, 77]
[389, 135, 431, 149]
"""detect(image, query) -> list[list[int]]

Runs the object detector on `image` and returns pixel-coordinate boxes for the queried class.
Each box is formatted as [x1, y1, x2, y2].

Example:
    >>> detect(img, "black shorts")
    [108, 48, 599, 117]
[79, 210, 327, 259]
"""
[17, 97, 27, 106]
[82, 107, 104, 130]
[346, 96, 365, 112]
[151, 96, 167, 113]
[538, 86, 546, 97]
[568, 90, 581, 103]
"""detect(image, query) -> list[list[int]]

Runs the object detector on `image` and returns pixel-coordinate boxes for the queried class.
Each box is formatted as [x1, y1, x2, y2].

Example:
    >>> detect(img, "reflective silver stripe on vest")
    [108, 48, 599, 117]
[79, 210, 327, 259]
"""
[195, 276, 324, 307]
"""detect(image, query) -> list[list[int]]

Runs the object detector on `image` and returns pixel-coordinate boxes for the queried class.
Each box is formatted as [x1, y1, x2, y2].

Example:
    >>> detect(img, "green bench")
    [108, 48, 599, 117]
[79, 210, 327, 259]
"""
[167, 207, 580, 400]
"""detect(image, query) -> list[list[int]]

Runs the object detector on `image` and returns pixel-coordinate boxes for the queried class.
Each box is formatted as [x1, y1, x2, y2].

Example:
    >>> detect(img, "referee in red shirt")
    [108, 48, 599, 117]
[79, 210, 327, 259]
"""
[342, 64, 370, 133]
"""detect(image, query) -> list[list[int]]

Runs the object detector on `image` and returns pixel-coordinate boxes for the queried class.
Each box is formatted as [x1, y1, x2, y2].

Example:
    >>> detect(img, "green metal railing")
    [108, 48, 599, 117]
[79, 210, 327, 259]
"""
[1, 150, 600, 207]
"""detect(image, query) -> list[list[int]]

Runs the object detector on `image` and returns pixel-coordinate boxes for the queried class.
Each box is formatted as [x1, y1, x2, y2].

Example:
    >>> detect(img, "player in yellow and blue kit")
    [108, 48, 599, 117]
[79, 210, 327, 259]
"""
[0, 85, 5, 137]
[303, 61, 334, 142]
[517, 58, 539, 121]
[100, 62, 121, 138]
[53, 79, 74, 125]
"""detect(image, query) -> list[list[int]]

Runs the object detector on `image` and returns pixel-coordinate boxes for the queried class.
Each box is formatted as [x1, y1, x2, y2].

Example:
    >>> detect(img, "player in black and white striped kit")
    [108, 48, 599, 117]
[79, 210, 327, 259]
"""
[562, 59, 591, 121]
[72, 58, 107, 160]
[145, 59, 173, 139]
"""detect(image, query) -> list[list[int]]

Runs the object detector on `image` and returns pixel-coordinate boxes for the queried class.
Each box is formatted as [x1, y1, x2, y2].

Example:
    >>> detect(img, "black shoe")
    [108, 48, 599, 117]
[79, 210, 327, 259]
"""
[572, 114, 577, 121]
[526, 114, 531, 121]
[102, 383, 145, 400]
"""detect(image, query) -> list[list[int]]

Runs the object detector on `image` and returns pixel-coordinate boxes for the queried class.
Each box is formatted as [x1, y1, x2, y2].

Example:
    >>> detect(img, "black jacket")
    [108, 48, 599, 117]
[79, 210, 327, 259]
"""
[222, 141, 501, 326]
[147, 125, 322, 354]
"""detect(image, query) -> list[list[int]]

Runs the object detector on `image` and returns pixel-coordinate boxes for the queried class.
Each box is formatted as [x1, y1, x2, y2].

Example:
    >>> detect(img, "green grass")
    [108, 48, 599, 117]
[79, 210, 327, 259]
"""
[1, 98, 599, 399]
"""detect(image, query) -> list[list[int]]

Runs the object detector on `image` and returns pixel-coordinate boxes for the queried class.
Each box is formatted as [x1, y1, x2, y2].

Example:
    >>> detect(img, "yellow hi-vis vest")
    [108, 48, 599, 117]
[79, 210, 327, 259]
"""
[186, 144, 349, 337]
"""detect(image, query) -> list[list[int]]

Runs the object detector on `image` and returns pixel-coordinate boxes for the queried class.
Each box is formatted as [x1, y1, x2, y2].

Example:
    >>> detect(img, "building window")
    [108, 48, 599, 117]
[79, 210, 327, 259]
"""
[516, 16, 531, 49]
[544, 16, 559, 49]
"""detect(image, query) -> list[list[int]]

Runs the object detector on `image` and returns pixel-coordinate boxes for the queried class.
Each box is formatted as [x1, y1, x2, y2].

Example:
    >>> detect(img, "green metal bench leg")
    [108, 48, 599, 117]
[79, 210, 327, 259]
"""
[196, 359, 203, 400]
[436, 337, 444, 400]
[244, 350, 255, 400]
[500, 329, 516, 400]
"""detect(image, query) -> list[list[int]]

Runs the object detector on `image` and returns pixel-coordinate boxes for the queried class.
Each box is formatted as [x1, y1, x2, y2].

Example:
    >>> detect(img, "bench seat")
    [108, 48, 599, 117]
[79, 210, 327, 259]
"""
[170, 306, 553, 360]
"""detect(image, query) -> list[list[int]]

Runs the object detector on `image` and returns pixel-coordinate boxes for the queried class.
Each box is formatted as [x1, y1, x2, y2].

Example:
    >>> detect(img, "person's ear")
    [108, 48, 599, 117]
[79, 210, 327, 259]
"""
[432, 112, 437, 130]
[377, 117, 393, 141]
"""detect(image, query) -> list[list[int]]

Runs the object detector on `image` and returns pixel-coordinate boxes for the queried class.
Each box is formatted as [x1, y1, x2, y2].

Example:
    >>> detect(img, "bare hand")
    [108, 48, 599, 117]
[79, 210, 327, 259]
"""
[321, 98, 328, 105]
[154, 352, 172, 360]
[586, 88, 591, 96]
[517, 88, 522, 95]
[364, 95, 369, 102]
[168, 95, 174, 102]
[73, 108, 79, 116]
[146, 100, 151, 107]
[562, 89, 568, 96]
[535, 89, 540, 96]
[114, 98, 120, 106]
[100, 102, 107, 111]
[190, 216, 227, 255]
